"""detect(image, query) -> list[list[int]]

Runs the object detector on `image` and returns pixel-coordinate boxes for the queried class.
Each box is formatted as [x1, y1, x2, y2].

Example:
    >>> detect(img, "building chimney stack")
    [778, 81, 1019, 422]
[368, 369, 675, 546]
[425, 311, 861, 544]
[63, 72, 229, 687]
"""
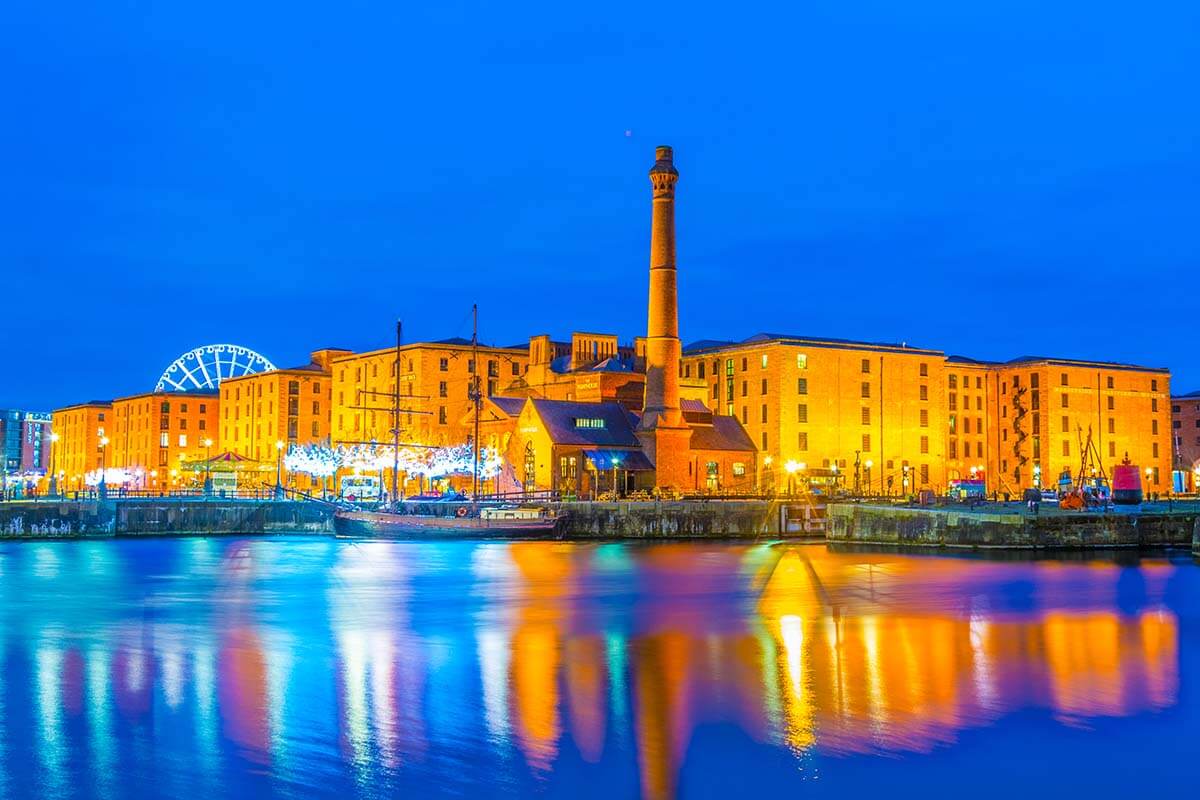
[638, 146, 691, 488]
[641, 145, 682, 429]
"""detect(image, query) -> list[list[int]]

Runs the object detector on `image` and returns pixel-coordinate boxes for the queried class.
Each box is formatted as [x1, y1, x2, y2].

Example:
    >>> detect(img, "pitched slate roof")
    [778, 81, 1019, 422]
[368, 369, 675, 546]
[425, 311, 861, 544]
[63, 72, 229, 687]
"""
[684, 333, 941, 357]
[528, 399, 641, 447]
[689, 416, 756, 452]
[488, 396, 527, 417]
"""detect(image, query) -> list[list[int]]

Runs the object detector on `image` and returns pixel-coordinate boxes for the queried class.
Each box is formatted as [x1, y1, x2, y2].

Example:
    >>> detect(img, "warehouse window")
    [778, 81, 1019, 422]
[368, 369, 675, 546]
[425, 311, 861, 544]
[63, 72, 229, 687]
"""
[761, 354, 768, 369]
[920, 385, 928, 401]
[797, 378, 808, 395]
[920, 436, 929, 454]
[861, 382, 870, 399]
[861, 407, 870, 425]
[798, 432, 808, 451]
[862, 434, 871, 452]
[920, 363, 928, 377]
[861, 359, 870, 374]
[919, 409, 928, 427]
[798, 404, 808, 423]
[796, 353, 807, 370]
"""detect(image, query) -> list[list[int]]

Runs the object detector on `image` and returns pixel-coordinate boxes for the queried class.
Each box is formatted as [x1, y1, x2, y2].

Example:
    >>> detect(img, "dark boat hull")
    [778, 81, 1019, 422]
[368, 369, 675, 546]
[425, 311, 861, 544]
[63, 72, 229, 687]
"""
[333, 510, 564, 539]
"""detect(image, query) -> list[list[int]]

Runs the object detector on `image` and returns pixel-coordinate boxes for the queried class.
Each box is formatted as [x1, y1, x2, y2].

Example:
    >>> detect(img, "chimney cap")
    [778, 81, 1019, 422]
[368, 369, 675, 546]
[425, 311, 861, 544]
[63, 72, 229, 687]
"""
[655, 145, 673, 161]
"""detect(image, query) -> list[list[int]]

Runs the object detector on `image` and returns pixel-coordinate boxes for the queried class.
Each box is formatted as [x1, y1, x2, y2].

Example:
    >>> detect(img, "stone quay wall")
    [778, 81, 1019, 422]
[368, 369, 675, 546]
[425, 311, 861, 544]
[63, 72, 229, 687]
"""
[0, 499, 333, 539]
[829, 503, 1200, 549]
[551, 500, 778, 539]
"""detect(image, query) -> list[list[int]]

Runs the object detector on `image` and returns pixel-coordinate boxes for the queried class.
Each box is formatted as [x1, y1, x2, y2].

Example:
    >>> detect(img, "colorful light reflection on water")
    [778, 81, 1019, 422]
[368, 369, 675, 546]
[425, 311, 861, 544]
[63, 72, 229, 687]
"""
[0, 538, 1196, 799]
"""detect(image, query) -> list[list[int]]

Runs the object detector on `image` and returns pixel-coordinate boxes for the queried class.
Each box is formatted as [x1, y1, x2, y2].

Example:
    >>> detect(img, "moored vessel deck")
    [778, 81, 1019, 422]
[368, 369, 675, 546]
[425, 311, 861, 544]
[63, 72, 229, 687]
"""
[333, 507, 565, 539]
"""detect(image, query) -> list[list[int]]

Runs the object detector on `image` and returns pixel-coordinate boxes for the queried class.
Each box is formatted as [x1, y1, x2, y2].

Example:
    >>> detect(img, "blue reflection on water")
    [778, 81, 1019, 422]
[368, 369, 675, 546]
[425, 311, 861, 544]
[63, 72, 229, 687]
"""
[0, 537, 1196, 799]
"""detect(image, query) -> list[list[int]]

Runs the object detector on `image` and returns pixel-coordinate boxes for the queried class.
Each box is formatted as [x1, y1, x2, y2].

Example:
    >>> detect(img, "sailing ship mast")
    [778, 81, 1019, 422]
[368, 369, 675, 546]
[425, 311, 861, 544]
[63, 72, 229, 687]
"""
[392, 319, 401, 503]
[471, 304, 481, 500]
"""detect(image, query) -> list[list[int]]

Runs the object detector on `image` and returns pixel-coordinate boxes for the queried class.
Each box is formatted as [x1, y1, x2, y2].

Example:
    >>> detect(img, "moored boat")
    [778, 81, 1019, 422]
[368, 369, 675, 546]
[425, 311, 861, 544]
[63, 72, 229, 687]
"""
[333, 505, 566, 539]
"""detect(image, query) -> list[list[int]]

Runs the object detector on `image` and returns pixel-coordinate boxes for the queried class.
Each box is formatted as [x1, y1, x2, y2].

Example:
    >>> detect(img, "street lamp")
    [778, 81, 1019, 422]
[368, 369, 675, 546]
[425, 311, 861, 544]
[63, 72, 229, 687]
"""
[784, 459, 799, 496]
[275, 440, 285, 499]
[612, 456, 622, 497]
[48, 432, 60, 496]
[203, 438, 214, 495]
[98, 434, 110, 499]
[864, 460, 873, 495]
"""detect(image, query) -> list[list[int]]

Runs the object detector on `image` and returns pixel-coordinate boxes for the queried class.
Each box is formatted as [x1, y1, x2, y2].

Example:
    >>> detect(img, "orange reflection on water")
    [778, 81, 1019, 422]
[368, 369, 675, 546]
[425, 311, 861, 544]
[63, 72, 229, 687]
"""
[507, 543, 575, 772]
[758, 548, 1179, 755]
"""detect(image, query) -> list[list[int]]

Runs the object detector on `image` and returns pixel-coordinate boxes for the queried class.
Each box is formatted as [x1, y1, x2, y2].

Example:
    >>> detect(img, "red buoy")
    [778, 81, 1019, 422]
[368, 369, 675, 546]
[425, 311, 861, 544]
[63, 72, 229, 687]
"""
[1112, 454, 1143, 505]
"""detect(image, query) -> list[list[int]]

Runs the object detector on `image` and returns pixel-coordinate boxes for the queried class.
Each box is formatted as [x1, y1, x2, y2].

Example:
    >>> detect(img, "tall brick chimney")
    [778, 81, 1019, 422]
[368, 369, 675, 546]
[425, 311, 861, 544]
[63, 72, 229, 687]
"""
[640, 145, 683, 429]
[638, 146, 691, 488]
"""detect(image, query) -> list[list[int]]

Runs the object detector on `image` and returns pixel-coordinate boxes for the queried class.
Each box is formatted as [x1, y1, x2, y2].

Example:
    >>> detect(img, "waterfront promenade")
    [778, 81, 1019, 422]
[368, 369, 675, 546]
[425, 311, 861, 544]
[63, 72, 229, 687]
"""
[3, 495, 1200, 553]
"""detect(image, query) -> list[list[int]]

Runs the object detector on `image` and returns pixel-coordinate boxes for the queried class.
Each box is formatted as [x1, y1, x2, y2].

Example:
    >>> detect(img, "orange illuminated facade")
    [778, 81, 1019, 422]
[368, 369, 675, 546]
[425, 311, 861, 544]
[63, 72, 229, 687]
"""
[973, 357, 1171, 495]
[330, 339, 528, 451]
[48, 401, 113, 493]
[110, 391, 219, 489]
[682, 336, 947, 494]
[219, 348, 346, 462]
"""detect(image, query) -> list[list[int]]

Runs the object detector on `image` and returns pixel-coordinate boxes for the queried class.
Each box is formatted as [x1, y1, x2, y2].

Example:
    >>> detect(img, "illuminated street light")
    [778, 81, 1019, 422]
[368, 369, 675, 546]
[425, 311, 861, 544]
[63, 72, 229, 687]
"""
[98, 434, 110, 499]
[48, 432, 61, 496]
[203, 438, 214, 495]
[275, 439, 285, 499]
[784, 459, 800, 496]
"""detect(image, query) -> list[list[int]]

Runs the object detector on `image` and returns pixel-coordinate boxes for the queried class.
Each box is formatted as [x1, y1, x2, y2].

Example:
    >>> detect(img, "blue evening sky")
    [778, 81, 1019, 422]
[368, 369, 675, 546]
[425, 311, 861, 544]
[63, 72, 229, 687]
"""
[3, 1, 1197, 410]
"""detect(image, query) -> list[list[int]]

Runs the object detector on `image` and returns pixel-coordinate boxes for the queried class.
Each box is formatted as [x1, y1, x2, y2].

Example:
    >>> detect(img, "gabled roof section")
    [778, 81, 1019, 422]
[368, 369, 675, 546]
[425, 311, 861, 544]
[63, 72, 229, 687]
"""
[528, 399, 641, 447]
[684, 333, 941, 357]
[487, 396, 527, 417]
[689, 415, 756, 452]
[1000, 355, 1169, 373]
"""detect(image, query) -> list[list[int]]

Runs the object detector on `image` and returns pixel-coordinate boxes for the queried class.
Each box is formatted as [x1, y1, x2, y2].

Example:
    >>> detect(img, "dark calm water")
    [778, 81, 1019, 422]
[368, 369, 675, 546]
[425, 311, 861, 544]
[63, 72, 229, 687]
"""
[0, 538, 1196, 799]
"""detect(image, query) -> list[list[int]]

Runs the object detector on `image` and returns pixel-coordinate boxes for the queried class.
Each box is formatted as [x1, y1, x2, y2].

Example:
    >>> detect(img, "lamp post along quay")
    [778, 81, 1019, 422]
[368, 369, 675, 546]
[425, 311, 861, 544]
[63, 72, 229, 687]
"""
[98, 434, 109, 500]
[275, 439, 285, 499]
[203, 438, 214, 496]
[48, 432, 60, 497]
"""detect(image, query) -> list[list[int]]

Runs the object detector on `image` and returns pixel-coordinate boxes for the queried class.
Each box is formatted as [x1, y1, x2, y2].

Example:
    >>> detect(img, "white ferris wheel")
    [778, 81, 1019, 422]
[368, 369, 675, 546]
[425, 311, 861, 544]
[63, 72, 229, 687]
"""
[155, 344, 277, 392]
